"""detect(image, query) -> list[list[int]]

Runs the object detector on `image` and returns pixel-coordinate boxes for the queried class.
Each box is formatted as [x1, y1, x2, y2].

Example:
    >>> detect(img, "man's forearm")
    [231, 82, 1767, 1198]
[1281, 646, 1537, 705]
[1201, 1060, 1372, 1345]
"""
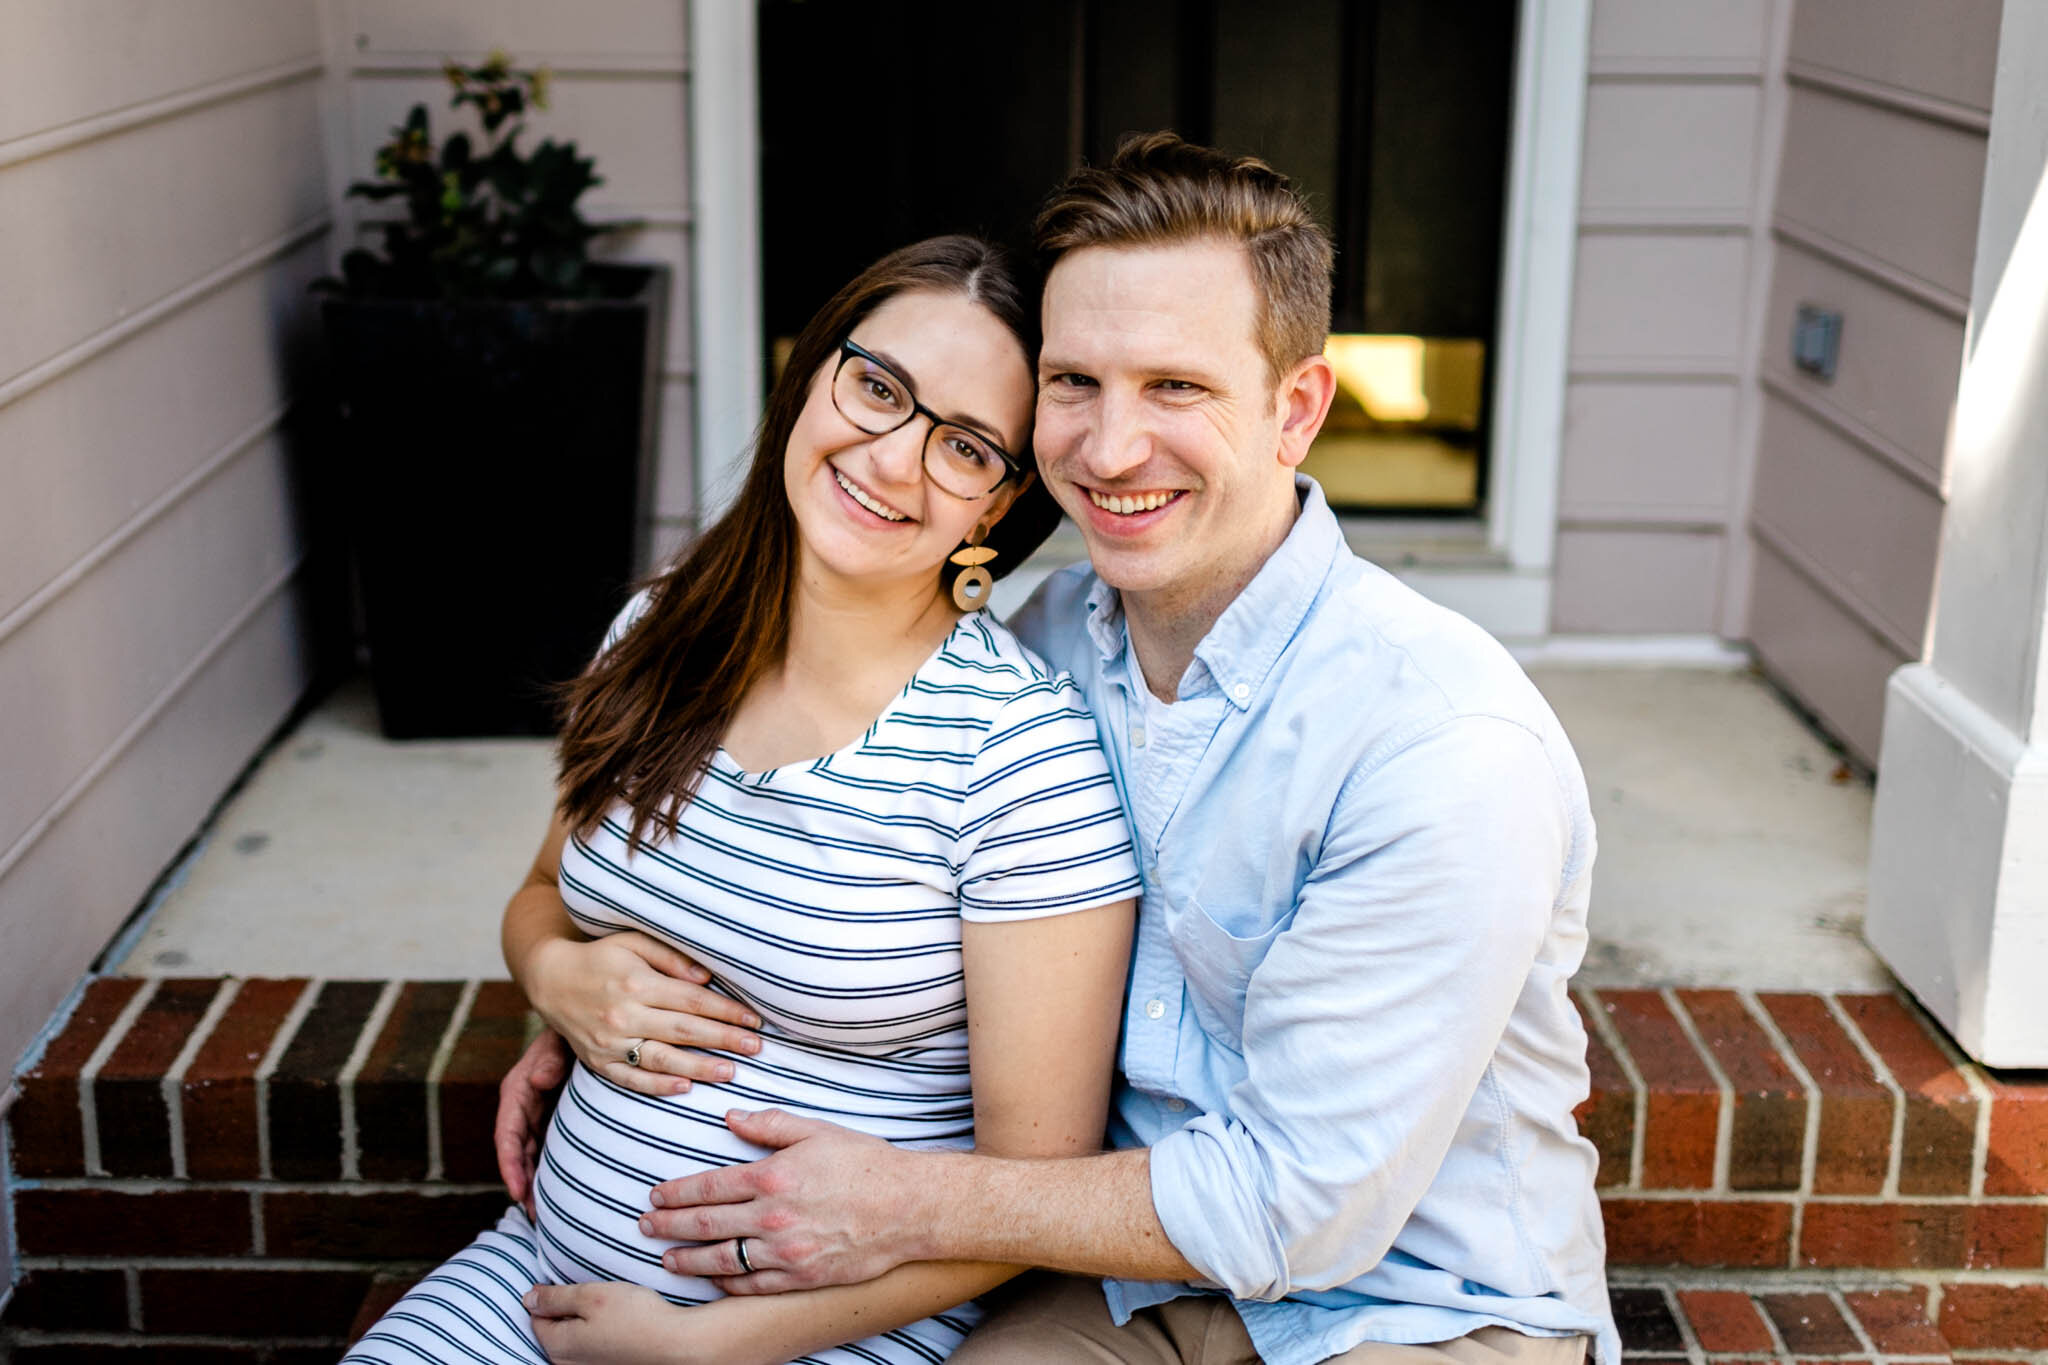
[909, 1147, 1200, 1283]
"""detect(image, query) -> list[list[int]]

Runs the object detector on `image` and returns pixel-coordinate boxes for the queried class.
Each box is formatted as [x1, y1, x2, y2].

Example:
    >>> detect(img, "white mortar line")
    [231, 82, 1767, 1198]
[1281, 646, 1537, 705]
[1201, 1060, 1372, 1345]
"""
[253, 979, 324, 1182]
[336, 981, 404, 1182]
[1663, 988, 1737, 1194]
[1740, 989, 1820, 1261]
[1827, 1285, 1882, 1358]
[159, 980, 239, 1182]
[78, 981, 160, 1177]
[1751, 1288, 1792, 1357]
[1574, 984, 1648, 1190]
[1659, 1283, 1709, 1365]
[424, 980, 483, 1184]
[1823, 993, 1907, 1198]
[123, 1264, 141, 1333]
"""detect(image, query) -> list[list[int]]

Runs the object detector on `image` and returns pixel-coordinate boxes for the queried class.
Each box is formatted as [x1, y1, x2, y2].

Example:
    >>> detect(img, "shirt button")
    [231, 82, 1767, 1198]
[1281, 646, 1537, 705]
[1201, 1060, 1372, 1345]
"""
[1131, 725, 1147, 748]
[1231, 682, 1251, 702]
[1144, 998, 1165, 1020]
[1166, 1097, 1187, 1112]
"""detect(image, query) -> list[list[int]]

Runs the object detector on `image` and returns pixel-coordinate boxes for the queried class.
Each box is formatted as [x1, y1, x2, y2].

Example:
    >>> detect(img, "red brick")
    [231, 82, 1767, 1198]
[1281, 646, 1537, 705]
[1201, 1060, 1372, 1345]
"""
[7, 977, 147, 1177]
[1759, 992, 1893, 1195]
[1600, 1197, 1793, 1268]
[1675, 1288, 1776, 1353]
[1982, 1068, 2048, 1196]
[1841, 993, 1978, 1196]
[1573, 994, 1634, 1188]
[1678, 990, 1808, 1191]
[1609, 1287, 1685, 1353]
[262, 1188, 507, 1259]
[1843, 1288, 1946, 1355]
[181, 978, 310, 1180]
[439, 980, 536, 1182]
[0, 1268, 130, 1330]
[13, 1187, 251, 1257]
[1760, 1292, 1861, 1355]
[356, 980, 464, 1181]
[268, 979, 385, 1180]
[94, 978, 227, 1177]
[139, 1266, 374, 1337]
[1596, 990, 1721, 1190]
[1799, 1201, 2048, 1269]
[1938, 1282, 2048, 1349]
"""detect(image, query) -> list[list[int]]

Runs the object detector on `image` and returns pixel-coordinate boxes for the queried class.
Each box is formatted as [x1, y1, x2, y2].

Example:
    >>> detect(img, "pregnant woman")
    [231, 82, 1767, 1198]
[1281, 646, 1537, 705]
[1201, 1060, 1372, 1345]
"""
[345, 236, 1139, 1364]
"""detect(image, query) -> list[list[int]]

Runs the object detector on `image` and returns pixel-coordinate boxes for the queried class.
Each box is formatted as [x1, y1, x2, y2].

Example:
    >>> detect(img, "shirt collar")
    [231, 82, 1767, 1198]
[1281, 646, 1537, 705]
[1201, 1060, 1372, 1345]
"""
[1081, 475, 1347, 710]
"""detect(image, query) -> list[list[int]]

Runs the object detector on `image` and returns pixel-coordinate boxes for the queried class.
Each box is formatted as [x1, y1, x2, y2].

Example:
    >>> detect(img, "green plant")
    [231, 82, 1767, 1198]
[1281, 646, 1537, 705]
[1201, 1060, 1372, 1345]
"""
[324, 51, 618, 299]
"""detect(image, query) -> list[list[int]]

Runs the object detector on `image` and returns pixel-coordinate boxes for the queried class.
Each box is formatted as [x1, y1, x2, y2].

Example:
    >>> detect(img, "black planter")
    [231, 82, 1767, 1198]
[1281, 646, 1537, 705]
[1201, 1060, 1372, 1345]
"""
[321, 263, 669, 738]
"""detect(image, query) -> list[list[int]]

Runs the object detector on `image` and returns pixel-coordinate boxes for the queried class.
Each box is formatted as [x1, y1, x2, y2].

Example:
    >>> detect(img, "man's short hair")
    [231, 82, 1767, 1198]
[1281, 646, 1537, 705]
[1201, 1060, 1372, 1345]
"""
[1034, 131, 1334, 385]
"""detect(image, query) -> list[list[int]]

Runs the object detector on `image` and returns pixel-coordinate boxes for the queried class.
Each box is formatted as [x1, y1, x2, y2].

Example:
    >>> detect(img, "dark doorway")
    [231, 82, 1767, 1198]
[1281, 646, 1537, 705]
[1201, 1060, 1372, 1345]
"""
[759, 0, 1518, 514]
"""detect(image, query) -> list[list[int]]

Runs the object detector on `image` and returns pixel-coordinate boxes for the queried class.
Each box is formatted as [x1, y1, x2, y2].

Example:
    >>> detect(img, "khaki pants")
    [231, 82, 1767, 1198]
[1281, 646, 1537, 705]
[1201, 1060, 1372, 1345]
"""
[953, 1272, 1591, 1365]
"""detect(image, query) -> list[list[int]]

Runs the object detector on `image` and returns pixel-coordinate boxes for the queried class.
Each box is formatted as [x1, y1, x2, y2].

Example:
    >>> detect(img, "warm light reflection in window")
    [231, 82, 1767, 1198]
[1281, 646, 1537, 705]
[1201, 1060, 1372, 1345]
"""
[1305, 334, 1488, 511]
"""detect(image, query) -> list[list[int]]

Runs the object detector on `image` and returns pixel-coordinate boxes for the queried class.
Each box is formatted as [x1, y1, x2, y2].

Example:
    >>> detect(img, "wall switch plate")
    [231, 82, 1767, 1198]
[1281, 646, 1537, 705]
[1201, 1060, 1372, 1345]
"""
[1793, 304, 1842, 381]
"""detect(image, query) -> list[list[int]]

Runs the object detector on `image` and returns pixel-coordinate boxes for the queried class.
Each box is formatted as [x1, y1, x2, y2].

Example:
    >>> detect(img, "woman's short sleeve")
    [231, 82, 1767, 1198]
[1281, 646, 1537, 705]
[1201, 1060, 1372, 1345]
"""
[954, 677, 1140, 922]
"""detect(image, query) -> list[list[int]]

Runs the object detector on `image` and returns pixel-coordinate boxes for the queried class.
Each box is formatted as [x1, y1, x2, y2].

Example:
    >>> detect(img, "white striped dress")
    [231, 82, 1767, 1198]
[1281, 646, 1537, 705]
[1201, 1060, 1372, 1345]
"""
[346, 607, 1140, 1364]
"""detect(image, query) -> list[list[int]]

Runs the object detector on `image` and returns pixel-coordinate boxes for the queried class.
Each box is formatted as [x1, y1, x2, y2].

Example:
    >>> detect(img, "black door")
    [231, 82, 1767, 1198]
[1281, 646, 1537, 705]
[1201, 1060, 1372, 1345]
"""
[759, 0, 1517, 514]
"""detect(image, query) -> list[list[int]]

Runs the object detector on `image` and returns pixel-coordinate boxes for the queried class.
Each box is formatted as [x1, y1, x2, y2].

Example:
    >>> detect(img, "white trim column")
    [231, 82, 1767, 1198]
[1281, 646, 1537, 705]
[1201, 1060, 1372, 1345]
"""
[1865, 3, 2048, 1067]
[688, 0, 763, 522]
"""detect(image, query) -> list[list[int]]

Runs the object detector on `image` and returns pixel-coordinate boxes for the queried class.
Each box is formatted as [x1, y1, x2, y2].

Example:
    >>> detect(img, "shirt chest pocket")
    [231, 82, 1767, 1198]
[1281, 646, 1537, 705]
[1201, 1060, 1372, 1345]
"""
[1166, 896, 1288, 1045]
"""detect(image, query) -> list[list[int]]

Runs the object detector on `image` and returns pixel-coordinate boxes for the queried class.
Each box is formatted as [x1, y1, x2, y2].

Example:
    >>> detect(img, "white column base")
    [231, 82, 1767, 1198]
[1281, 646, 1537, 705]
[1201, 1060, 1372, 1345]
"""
[1866, 663, 2048, 1066]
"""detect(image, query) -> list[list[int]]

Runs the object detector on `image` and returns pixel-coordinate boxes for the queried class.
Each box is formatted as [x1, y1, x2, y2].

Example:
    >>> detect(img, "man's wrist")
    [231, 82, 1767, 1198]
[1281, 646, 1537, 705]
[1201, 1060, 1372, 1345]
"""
[897, 1148, 975, 1263]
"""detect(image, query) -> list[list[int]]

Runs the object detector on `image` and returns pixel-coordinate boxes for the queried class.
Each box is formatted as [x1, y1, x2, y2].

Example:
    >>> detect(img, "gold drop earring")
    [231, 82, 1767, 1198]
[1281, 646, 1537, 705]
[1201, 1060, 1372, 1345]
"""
[950, 526, 997, 611]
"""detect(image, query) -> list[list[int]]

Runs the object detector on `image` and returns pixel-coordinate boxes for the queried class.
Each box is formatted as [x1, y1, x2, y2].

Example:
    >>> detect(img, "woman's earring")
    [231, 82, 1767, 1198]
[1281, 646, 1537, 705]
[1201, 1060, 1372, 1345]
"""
[950, 527, 997, 612]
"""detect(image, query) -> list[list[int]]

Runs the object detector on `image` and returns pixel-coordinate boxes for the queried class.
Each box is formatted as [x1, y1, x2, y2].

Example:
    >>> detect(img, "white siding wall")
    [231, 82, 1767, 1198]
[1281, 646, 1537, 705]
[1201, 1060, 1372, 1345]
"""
[1552, 0, 1790, 634]
[328, 0, 695, 562]
[0, 2, 332, 1097]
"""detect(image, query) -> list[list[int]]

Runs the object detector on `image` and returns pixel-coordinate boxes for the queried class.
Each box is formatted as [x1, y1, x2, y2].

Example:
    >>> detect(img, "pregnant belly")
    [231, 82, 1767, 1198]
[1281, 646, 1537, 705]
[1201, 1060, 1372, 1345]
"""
[532, 1050, 973, 1299]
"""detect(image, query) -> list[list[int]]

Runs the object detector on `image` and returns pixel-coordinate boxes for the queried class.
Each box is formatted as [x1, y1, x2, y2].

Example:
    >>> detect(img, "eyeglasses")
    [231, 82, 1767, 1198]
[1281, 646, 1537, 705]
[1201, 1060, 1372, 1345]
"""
[831, 339, 1026, 500]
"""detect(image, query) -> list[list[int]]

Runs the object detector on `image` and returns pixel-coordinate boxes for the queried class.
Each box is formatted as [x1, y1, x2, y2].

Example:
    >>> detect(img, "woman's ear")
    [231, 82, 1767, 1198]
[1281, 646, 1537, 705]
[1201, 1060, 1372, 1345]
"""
[975, 471, 1037, 539]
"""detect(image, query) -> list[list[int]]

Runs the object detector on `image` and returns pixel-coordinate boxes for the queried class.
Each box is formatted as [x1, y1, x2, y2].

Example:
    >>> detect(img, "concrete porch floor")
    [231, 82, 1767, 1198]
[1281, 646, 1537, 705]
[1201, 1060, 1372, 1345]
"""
[113, 660, 1888, 991]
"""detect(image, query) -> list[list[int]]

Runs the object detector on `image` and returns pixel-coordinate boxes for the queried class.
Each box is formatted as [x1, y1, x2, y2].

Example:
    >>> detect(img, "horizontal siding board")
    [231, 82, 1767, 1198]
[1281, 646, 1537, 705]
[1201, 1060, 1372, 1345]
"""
[345, 73, 688, 214]
[1751, 395, 1943, 649]
[1581, 83, 1763, 218]
[0, 581, 309, 1075]
[1789, 0, 2000, 113]
[1590, 0, 1770, 66]
[1560, 379, 1739, 521]
[0, 79, 327, 386]
[1748, 540, 1906, 766]
[1552, 528, 1725, 633]
[346, 0, 688, 63]
[1773, 87, 1988, 301]
[0, 0, 320, 147]
[1763, 240, 1964, 482]
[1569, 233, 1751, 366]
[0, 242, 324, 623]
[0, 433, 302, 857]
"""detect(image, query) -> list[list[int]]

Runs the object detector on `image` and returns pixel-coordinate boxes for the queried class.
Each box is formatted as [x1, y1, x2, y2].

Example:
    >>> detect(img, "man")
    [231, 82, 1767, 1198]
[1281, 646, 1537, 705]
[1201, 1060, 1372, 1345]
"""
[505, 134, 1618, 1364]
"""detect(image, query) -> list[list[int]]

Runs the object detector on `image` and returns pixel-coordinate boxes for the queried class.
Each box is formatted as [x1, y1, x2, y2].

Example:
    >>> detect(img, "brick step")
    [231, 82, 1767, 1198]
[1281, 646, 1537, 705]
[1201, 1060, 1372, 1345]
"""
[3, 977, 2045, 1357]
[1612, 1273, 2047, 1362]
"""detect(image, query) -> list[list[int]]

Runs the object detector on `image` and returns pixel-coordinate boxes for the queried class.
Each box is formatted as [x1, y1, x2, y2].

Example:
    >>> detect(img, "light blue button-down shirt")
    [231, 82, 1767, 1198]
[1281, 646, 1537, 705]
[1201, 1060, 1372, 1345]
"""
[1009, 479, 1618, 1365]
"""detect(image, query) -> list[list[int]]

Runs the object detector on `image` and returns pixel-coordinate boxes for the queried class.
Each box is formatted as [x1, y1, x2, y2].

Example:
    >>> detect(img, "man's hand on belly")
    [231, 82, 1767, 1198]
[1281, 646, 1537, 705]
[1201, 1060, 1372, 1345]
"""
[639, 1108, 929, 1292]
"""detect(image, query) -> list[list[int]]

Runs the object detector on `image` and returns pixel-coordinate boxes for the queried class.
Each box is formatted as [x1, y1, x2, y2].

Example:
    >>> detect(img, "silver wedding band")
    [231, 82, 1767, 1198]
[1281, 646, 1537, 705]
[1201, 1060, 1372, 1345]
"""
[624, 1040, 645, 1068]
[734, 1237, 754, 1274]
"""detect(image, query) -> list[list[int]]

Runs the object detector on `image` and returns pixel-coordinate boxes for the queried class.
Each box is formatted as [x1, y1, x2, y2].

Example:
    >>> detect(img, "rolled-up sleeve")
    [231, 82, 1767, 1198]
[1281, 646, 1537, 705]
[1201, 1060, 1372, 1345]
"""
[1146, 714, 1572, 1300]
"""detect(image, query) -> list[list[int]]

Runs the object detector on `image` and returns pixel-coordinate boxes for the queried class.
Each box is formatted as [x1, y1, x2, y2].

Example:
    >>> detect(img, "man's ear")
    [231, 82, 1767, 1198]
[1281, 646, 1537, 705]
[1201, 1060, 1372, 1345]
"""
[1275, 352, 1338, 471]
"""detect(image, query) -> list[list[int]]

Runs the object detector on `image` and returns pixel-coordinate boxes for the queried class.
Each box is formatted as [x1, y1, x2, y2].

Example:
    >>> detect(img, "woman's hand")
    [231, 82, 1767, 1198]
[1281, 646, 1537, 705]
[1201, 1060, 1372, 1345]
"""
[525, 930, 764, 1098]
[527, 1282, 731, 1365]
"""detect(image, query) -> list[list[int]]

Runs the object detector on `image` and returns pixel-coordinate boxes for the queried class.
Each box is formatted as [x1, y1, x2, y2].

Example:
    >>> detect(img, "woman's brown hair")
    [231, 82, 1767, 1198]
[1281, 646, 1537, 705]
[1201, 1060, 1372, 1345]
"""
[556, 234, 1058, 851]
